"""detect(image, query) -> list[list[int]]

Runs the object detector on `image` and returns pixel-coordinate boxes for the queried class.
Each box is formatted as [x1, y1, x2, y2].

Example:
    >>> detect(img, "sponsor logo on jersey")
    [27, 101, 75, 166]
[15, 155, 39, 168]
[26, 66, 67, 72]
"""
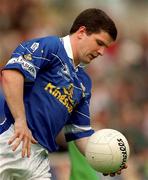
[23, 54, 32, 61]
[30, 42, 39, 52]
[44, 83, 76, 113]
[7, 56, 36, 78]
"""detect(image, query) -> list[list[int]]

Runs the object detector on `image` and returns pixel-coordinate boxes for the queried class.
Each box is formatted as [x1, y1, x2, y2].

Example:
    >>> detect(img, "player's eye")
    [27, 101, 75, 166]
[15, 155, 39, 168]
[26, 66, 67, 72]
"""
[96, 40, 104, 46]
[96, 39, 108, 48]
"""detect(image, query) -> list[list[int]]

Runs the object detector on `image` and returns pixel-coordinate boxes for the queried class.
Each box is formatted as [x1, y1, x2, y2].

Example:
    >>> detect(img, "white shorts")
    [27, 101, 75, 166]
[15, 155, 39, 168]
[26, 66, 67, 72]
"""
[0, 125, 51, 180]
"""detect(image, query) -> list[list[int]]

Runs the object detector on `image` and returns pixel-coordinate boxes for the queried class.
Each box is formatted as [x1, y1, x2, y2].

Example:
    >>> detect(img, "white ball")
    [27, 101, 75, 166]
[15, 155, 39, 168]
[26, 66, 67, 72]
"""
[85, 129, 130, 174]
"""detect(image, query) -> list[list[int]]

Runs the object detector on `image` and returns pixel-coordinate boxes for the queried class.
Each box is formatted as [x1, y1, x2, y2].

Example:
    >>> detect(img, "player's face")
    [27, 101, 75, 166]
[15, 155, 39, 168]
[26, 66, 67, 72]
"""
[77, 28, 113, 64]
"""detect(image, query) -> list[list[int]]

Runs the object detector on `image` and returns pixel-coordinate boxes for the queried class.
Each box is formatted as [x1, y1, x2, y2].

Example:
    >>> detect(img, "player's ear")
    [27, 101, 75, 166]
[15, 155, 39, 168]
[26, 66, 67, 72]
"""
[77, 26, 87, 39]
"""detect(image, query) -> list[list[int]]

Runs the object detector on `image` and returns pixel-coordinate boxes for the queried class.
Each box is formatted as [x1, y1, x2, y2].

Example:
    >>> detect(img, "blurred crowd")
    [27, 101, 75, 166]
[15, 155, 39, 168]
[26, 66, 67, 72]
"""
[88, 33, 148, 180]
[0, 0, 148, 180]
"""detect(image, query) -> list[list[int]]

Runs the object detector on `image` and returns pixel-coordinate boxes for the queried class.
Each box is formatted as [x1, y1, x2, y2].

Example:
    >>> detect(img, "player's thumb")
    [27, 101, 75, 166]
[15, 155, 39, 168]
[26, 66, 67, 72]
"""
[31, 136, 38, 144]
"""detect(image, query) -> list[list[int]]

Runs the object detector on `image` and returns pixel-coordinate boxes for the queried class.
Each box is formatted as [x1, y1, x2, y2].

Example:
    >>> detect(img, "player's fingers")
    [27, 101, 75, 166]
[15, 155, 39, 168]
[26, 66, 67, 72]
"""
[117, 170, 121, 175]
[22, 138, 28, 158]
[12, 135, 23, 151]
[27, 140, 31, 158]
[8, 134, 18, 145]
[110, 173, 115, 177]
[122, 164, 127, 169]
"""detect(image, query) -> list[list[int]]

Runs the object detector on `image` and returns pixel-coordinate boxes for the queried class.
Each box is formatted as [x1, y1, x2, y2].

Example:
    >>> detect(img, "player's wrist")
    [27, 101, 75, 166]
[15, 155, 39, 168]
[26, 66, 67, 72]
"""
[14, 117, 28, 126]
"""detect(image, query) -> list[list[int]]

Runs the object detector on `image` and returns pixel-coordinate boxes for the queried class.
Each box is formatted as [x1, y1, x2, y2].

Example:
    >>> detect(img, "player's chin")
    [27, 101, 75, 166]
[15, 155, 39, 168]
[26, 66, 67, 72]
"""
[84, 57, 93, 64]
[81, 55, 94, 64]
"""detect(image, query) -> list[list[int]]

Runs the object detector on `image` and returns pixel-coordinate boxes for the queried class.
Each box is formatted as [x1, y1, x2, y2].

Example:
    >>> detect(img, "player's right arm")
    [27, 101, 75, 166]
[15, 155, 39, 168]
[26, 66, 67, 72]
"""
[2, 36, 59, 157]
[1, 69, 37, 158]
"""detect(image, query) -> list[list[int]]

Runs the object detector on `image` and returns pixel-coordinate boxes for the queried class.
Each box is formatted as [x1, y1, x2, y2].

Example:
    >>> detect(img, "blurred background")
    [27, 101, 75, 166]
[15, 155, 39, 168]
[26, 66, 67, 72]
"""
[0, 0, 148, 180]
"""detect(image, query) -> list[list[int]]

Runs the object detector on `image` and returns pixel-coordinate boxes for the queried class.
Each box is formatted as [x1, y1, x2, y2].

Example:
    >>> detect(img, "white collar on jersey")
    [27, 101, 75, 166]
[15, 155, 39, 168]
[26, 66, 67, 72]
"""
[62, 35, 74, 61]
[62, 35, 85, 70]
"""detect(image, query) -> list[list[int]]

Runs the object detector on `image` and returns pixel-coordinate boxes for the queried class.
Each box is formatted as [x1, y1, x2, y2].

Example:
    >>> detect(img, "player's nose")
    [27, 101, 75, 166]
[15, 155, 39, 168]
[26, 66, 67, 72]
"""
[97, 47, 105, 56]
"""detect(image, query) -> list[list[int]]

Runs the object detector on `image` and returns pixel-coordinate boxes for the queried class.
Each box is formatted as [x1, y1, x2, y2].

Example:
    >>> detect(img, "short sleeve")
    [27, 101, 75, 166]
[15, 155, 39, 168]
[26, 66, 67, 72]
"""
[3, 36, 58, 82]
[64, 92, 94, 142]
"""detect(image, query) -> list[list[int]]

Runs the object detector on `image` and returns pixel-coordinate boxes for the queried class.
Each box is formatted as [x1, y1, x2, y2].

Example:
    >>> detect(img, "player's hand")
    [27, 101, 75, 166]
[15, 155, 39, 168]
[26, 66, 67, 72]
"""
[8, 121, 38, 158]
[103, 164, 127, 177]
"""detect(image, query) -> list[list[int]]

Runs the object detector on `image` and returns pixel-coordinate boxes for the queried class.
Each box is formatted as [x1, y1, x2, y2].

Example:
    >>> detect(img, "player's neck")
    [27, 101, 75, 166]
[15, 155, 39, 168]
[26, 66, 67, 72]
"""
[69, 35, 80, 67]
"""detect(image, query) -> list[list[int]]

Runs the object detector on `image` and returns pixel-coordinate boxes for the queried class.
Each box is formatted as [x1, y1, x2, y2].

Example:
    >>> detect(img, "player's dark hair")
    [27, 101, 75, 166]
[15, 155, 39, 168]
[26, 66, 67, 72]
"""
[70, 8, 117, 41]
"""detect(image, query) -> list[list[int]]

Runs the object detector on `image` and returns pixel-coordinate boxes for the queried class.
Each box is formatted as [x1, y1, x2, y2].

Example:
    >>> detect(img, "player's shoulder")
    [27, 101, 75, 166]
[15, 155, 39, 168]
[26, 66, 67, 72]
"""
[24, 35, 60, 43]
[39, 35, 61, 44]
[77, 66, 92, 90]
[18, 36, 62, 54]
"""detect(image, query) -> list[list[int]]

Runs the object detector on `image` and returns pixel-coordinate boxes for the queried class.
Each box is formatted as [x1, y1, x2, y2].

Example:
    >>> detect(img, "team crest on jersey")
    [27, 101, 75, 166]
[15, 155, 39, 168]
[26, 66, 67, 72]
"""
[58, 64, 71, 81]
[30, 42, 39, 52]
[61, 64, 70, 77]
[23, 54, 32, 61]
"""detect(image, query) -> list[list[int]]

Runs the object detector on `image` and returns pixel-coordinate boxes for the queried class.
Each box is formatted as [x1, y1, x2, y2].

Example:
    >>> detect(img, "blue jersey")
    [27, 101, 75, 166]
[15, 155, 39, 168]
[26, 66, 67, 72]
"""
[1, 35, 94, 152]
[0, 88, 5, 123]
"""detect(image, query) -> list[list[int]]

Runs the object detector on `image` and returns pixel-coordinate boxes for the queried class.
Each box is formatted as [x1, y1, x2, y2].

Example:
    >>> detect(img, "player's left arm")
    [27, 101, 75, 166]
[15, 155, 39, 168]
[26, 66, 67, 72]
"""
[74, 134, 127, 177]
[74, 136, 89, 155]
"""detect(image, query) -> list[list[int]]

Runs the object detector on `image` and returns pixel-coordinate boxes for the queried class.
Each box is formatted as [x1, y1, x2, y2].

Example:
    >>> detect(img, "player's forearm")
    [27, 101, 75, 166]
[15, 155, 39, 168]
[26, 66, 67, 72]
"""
[1, 70, 26, 123]
[74, 136, 89, 156]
